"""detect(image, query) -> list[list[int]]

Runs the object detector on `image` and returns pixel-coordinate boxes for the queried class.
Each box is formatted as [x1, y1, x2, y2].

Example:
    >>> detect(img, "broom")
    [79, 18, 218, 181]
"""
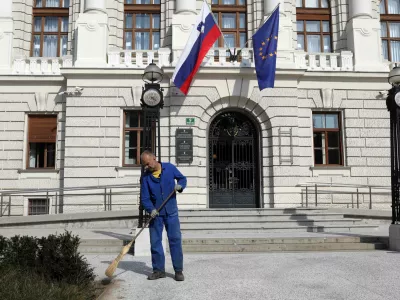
[105, 189, 176, 277]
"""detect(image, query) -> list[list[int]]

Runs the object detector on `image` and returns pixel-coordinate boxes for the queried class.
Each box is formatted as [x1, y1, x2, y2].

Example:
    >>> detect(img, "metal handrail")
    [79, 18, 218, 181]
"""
[296, 182, 391, 209]
[297, 182, 391, 190]
[0, 183, 140, 195]
[0, 183, 141, 217]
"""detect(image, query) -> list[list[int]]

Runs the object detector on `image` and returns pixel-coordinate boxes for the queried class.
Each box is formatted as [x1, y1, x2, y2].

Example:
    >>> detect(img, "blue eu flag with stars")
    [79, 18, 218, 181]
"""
[252, 5, 280, 90]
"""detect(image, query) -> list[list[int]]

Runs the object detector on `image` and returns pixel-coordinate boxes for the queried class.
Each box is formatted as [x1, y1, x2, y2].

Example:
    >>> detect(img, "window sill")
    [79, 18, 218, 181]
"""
[310, 166, 351, 177]
[115, 167, 142, 178]
[18, 169, 59, 179]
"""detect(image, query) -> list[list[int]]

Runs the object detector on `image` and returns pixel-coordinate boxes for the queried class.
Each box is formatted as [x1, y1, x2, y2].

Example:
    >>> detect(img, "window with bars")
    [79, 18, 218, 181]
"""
[211, 0, 247, 48]
[28, 198, 50, 215]
[124, 0, 161, 50]
[27, 115, 57, 169]
[380, 0, 400, 62]
[32, 0, 69, 57]
[296, 0, 332, 53]
[312, 113, 343, 166]
[123, 110, 155, 166]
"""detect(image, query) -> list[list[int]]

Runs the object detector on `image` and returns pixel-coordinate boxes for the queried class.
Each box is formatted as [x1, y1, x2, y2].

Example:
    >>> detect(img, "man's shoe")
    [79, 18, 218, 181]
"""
[175, 271, 184, 281]
[147, 271, 166, 280]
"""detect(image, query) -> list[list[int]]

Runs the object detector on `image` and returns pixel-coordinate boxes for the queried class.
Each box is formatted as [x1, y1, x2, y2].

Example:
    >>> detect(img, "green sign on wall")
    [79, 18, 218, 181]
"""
[186, 118, 195, 126]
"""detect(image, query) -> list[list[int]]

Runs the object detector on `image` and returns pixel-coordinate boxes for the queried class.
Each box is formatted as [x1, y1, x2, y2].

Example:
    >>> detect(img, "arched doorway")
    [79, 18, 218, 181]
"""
[208, 111, 260, 208]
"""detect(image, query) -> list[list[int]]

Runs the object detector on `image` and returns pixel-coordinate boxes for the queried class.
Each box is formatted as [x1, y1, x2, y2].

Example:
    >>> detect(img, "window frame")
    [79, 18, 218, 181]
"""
[123, 0, 161, 50]
[123, 110, 156, 167]
[27, 114, 58, 170]
[28, 198, 50, 216]
[296, 1, 332, 53]
[312, 112, 343, 166]
[211, 0, 247, 48]
[31, 0, 69, 57]
[380, 0, 400, 62]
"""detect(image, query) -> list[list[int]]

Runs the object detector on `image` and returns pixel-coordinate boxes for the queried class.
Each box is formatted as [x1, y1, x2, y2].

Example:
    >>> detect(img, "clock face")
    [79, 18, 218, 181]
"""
[143, 88, 161, 107]
[395, 92, 400, 107]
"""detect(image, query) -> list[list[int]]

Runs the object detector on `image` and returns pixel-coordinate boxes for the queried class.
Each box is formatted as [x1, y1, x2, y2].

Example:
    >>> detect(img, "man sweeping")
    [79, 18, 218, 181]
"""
[140, 150, 187, 281]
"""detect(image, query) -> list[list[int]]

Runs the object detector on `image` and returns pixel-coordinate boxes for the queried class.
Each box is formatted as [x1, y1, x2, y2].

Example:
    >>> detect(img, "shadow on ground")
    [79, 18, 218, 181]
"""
[101, 260, 175, 280]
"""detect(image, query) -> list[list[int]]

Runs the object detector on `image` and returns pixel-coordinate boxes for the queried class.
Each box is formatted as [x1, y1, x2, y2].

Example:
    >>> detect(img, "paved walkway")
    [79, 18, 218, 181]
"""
[89, 251, 400, 300]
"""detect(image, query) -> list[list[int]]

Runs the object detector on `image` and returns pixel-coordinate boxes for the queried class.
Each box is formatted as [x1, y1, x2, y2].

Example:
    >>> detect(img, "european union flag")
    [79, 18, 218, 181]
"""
[252, 5, 280, 90]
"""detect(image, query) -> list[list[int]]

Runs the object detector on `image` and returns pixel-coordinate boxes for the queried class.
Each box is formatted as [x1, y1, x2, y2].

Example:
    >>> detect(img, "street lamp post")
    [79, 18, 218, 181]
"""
[138, 61, 164, 228]
[386, 65, 400, 224]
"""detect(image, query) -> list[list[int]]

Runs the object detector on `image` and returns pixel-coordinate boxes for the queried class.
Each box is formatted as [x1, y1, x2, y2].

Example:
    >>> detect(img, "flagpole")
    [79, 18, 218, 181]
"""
[204, 0, 233, 50]
[236, 3, 280, 54]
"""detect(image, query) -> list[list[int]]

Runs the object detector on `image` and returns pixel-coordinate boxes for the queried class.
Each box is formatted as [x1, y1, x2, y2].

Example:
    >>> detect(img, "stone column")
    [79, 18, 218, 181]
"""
[176, 0, 196, 15]
[0, 0, 13, 73]
[264, 0, 282, 16]
[349, 0, 372, 19]
[172, 0, 197, 64]
[74, 0, 109, 67]
[263, 0, 294, 68]
[346, 0, 388, 72]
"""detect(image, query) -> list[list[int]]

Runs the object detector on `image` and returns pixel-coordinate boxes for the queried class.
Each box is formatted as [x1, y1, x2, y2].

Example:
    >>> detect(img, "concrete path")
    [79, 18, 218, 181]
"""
[89, 251, 400, 300]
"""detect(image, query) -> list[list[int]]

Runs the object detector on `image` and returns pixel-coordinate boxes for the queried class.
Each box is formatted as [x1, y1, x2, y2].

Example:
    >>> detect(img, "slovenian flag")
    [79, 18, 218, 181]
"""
[172, 0, 222, 95]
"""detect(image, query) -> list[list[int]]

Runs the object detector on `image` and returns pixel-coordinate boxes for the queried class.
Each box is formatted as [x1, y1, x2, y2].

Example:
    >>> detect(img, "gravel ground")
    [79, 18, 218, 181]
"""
[87, 251, 400, 300]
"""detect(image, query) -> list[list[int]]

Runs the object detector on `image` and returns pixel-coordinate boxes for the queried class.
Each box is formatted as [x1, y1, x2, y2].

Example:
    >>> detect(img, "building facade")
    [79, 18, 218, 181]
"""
[0, 0, 397, 215]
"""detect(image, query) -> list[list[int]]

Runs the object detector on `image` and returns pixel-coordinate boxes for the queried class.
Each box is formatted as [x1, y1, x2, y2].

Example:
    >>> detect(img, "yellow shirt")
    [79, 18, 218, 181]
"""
[152, 168, 161, 179]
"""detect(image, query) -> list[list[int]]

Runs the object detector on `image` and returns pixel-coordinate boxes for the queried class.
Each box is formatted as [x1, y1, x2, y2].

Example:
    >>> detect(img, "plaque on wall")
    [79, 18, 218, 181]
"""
[176, 128, 193, 163]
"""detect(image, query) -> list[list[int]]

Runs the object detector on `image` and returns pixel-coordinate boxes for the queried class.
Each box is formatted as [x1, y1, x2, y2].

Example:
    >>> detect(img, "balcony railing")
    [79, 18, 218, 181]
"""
[294, 51, 354, 71]
[107, 48, 171, 68]
[9, 48, 355, 75]
[12, 55, 73, 75]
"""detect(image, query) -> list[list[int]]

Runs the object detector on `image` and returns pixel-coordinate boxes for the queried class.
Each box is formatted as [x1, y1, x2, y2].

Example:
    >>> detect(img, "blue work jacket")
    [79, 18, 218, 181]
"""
[141, 162, 187, 215]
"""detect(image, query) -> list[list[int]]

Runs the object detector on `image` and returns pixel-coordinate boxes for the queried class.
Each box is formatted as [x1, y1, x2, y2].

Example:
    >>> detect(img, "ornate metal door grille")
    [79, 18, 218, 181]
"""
[209, 112, 258, 208]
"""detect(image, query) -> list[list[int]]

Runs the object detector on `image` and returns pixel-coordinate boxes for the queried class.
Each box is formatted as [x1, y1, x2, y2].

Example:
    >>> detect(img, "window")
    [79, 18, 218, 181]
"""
[28, 199, 50, 215]
[32, 0, 69, 57]
[296, 0, 331, 53]
[380, 0, 400, 61]
[212, 0, 247, 48]
[123, 111, 155, 166]
[312, 113, 343, 166]
[27, 115, 57, 169]
[124, 0, 161, 50]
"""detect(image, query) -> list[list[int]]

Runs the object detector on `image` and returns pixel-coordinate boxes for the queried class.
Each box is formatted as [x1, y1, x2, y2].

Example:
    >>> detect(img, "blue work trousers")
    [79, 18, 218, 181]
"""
[149, 211, 183, 272]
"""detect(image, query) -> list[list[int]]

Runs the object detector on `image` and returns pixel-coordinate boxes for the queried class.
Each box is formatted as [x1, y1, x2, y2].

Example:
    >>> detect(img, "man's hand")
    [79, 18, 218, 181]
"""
[150, 209, 159, 218]
[175, 184, 183, 192]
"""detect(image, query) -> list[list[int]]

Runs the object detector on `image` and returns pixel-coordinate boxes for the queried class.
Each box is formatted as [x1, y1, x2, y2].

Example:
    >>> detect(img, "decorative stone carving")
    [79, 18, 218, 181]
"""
[85, 21, 99, 32]
[321, 88, 333, 108]
[35, 92, 49, 111]
[131, 86, 142, 106]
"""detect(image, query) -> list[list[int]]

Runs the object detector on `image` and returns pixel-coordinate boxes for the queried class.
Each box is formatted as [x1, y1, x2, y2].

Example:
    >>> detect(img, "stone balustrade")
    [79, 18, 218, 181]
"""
[294, 51, 354, 71]
[12, 55, 73, 75]
[10, 48, 355, 75]
[107, 48, 171, 68]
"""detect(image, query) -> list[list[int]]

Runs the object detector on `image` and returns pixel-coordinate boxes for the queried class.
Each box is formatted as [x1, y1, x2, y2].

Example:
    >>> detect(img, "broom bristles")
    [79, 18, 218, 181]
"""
[105, 243, 132, 277]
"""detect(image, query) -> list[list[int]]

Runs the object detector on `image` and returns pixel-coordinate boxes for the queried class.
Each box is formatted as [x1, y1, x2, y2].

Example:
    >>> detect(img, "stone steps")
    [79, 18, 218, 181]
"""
[178, 208, 330, 216]
[179, 213, 346, 222]
[181, 236, 388, 252]
[180, 219, 363, 229]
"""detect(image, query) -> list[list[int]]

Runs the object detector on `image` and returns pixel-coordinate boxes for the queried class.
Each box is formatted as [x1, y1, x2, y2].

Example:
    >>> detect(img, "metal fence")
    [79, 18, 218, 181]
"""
[297, 182, 391, 209]
[0, 183, 140, 217]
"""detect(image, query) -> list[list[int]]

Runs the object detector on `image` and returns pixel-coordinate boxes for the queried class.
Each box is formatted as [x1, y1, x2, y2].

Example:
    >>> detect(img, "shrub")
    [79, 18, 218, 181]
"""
[0, 231, 96, 300]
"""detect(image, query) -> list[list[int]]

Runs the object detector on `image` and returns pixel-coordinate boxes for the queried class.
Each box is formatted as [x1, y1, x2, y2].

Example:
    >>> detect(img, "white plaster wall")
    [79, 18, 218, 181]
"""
[0, 80, 66, 215]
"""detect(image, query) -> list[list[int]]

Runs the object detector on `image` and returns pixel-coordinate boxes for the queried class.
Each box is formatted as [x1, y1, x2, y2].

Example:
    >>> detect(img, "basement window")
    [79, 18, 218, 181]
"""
[28, 198, 50, 215]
